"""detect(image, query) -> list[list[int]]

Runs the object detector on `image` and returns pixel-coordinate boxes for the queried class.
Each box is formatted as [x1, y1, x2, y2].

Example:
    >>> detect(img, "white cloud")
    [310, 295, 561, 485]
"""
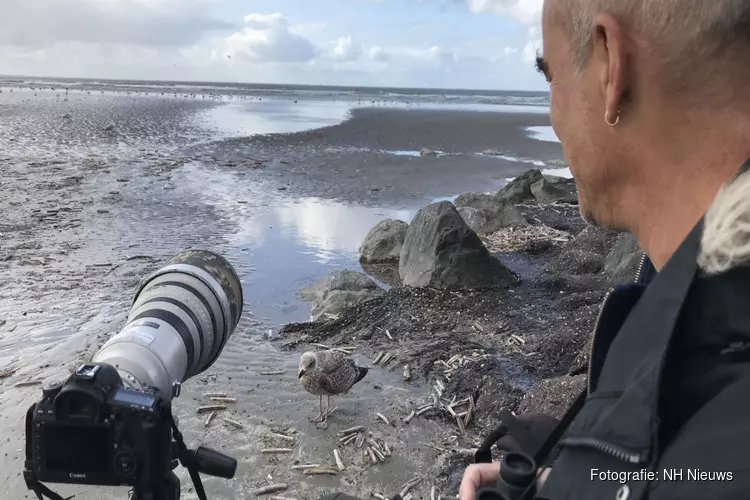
[464, 0, 543, 26]
[221, 13, 316, 63]
[368, 46, 390, 62]
[321, 36, 363, 62]
[0, 0, 231, 48]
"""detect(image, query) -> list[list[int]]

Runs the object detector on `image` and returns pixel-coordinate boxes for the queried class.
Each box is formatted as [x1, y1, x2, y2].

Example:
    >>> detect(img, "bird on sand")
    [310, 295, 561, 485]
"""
[298, 350, 368, 429]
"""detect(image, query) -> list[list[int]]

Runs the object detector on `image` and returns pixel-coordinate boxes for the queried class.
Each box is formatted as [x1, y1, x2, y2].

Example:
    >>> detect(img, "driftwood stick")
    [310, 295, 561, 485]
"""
[197, 405, 226, 413]
[204, 411, 217, 427]
[338, 426, 365, 436]
[403, 494, 413, 500]
[464, 406, 473, 427]
[261, 448, 293, 454]
[303, 467, 338, 475]
[202, 392, 228, 398]
[260, 370, 285, 376]
[416, 406, 432, 417]
[373, 352, 384, 364]
[270, 433, 295, 443]
[290, 464, 320, 470]
[431, 486, 437, 500]
[355, 432, 366, 448]
[339, 433, 357, 445]
[371, 446, 386, 462]
[456, 415, 466, 436]
[444, 404, 458, 418]
[403, 365, 411, 381]
[210, 397, 237, 403]
[253, 484, 288, 496]
[333, 449, 345, 471]
[312, 343, 331, 350]
[371, 494, 387, 500]
[384, 442, 391, 456]
[385, 329, 393, 340]
[376, 412, 390, 425]
[367, 447, 378, 464]
[224, 418, 244, 429]
[404, 410, 416, 424]
[424, 442, 446, 452]
[400, 477, 423, 498]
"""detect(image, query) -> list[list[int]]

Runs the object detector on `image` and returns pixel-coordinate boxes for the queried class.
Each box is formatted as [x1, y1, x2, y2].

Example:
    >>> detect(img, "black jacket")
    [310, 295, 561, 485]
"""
[538, 161, 750, 500]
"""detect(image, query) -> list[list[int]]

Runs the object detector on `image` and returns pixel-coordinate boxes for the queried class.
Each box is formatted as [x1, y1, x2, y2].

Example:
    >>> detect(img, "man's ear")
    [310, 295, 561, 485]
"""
[592, 13, 628, 119]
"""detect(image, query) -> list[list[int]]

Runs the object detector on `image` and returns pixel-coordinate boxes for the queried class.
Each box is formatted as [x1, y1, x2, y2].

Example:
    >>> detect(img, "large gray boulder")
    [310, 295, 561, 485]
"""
[605, 233, 644, 283]
[399, 201, 517, 289]
[495, 169, 544, 204]
[359, 219, 409, 263]
[455, 193, 526, 234]
[531, 177, 577, 204]
[299, 270, 383, 321]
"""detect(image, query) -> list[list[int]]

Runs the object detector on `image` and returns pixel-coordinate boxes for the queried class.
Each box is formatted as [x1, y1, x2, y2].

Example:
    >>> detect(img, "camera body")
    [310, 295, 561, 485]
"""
[28, 363, 173, 488]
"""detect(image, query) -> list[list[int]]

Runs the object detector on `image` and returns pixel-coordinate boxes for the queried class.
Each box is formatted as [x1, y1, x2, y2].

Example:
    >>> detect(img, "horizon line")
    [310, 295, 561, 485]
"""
[0, 73, 549, 95]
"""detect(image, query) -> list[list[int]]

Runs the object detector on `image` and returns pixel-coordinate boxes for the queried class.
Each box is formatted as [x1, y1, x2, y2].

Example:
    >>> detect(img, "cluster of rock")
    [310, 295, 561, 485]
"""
[300, 168, 641, 321]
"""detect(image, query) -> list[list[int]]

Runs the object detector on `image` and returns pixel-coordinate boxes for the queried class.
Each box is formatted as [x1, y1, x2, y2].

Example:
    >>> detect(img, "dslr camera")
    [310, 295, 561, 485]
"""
[24, 250, 244, 500]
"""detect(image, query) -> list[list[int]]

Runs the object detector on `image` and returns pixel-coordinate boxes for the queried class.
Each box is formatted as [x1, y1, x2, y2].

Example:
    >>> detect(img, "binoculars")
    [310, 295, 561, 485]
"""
[474, 452, 537, 500]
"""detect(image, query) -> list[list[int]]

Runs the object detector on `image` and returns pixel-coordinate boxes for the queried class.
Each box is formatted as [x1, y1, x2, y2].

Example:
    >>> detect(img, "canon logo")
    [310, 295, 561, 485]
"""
[69, 473, 86, 479]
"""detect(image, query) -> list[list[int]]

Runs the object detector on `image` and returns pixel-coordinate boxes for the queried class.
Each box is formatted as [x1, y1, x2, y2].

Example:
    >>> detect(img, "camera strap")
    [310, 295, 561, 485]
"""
[168, 411, 209, 500]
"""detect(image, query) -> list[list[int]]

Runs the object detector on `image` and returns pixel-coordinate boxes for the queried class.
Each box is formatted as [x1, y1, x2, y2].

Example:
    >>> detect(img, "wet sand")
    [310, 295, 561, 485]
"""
[0, 90, 567, 500]
[192, 107, 563, 206]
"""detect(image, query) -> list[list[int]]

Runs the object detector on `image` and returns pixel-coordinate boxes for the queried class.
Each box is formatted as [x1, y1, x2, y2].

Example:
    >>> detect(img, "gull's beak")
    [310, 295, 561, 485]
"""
[298, 368, 305, 378]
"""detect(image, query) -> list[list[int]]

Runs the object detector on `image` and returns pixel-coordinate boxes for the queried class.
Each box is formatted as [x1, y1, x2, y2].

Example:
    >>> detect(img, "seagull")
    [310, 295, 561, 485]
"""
[298, 350, 368, 429]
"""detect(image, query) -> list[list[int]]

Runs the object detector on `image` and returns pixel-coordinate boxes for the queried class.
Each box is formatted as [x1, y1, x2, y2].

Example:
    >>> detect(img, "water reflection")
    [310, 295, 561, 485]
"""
[197, 99, 353, 139]
[526, 126, 560, 143]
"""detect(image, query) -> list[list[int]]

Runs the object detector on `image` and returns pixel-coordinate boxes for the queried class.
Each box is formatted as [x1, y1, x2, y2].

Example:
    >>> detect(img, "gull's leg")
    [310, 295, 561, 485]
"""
[317, 395, 331, 429]
[309, 395, 324, 422]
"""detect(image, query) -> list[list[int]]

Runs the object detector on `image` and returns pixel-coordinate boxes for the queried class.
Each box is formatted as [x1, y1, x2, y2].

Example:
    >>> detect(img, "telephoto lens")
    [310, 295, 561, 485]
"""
[92, 250, 243, 399]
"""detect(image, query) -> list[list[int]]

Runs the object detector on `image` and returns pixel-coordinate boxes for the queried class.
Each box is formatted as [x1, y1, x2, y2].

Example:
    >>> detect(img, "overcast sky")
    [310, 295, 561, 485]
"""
[0, 0, 546, 90]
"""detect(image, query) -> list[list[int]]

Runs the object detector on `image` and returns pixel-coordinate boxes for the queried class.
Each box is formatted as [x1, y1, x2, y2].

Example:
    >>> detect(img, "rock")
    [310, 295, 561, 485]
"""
[495, 169, 543, 204]
[604, 233, 643, 283]
[455, 193, 526, 234]
[517, 375, 587, 419]
[299, 270, 384, 322]
[399, 201, 517, 289]
[420, 147, 439, 157]
[359, 219, 408, 263]
[360, 262, 401, 287]
[103, 124, 115, 132]
[531, 177, 576, 204]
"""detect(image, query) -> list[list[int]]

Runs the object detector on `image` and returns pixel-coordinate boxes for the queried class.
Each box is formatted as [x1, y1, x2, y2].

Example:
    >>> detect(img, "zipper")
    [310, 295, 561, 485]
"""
[634, 252, 648, 283]
[586, 289, 613, 395]
[559, 437, 643, 464]
[585, 252, 649, 394]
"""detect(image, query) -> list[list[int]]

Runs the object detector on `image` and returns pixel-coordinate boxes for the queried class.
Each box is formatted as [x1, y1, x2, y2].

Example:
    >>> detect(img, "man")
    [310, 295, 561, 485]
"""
[461, 0, 750, 498]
